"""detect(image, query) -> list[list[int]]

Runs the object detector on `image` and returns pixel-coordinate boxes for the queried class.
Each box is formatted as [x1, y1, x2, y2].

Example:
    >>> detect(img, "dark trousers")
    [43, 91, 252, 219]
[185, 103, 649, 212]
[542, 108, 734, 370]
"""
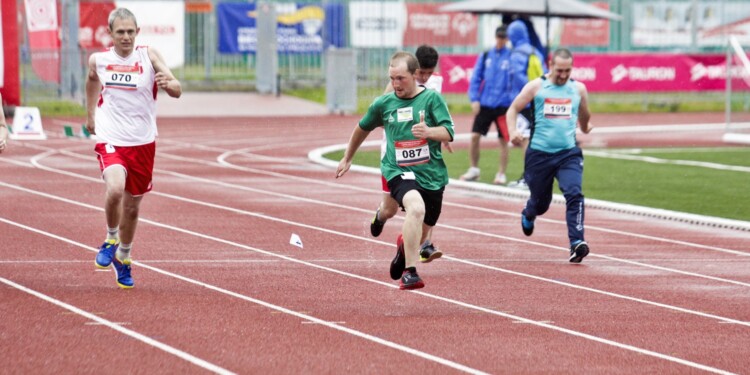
[522, 147, 585, 245]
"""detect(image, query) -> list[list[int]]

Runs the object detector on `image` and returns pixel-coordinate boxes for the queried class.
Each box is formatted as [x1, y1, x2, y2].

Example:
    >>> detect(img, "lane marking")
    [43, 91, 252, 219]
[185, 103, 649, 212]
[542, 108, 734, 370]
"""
[0, 276, 235, 375]
[0, 204, 740, 374]
[9, 143, 750, 253]
[0, 219, 488, 375]
[584, 149, 750, 173]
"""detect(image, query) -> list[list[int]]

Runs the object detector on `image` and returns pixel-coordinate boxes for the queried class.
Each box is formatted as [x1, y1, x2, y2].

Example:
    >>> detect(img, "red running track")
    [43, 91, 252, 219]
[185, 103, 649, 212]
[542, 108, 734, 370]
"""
[0, 113, 749, 374]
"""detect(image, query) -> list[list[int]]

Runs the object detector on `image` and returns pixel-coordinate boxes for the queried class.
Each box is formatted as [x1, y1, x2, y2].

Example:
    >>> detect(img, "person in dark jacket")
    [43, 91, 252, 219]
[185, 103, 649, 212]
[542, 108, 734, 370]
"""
[460, 25, 513, 185]
[506, 19, 548, 189]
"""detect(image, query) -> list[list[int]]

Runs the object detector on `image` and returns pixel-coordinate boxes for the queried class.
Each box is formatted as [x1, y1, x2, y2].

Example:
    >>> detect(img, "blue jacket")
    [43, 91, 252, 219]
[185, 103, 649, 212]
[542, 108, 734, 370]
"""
[508, 20, 548, 107]
[468, 46, 512, 108]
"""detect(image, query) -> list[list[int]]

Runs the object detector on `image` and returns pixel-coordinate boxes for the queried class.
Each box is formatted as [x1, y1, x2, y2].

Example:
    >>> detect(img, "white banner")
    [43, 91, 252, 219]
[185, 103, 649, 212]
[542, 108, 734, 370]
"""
[116, 1, 185, 68]
[632, 2, 750, 47]
[25, 0, 58, 32]
[349, 1, 406, 48]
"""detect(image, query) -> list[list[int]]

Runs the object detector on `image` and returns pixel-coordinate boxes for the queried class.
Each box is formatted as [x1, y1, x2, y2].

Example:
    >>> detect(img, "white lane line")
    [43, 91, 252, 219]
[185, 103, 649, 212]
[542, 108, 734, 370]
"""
[0, 203, 739, 374]
[8, 151, 750, 293]
[0, 218, 488, 375]
[18, 142, 750, 254]
[585, 150, 750, 173]
[0, 276, 235, 375]
[445, 256, 750, 327]
[4, 163, 750, 316]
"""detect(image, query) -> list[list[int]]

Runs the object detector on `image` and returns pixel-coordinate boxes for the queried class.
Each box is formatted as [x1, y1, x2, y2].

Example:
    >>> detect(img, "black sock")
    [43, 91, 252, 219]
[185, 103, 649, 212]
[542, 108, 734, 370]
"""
[405, 267, 416, 274]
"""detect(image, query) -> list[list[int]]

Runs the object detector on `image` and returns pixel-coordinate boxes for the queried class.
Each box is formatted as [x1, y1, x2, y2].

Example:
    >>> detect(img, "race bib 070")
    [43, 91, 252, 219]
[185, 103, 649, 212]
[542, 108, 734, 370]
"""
[104, 64, 141, 90]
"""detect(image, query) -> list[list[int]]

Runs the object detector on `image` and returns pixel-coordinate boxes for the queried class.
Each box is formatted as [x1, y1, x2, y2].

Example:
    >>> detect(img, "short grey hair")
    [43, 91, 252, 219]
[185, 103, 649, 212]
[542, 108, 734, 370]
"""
[108, 8, 137, 30]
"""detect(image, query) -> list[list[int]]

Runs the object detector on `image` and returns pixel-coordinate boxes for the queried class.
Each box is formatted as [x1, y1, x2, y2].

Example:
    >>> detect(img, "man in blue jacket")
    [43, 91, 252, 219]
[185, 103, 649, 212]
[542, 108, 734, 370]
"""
[506, 19, 547, 189]
[460, 25, 513, 185]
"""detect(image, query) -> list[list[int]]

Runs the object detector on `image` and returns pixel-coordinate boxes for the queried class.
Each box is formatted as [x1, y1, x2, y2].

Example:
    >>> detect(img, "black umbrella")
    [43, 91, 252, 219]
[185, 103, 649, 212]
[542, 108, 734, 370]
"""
[440, 0, 622, 52]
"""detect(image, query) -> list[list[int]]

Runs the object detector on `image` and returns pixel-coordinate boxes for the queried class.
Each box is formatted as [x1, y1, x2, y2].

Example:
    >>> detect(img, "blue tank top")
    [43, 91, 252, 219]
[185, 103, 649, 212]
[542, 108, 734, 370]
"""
[530, 77, 581, 153]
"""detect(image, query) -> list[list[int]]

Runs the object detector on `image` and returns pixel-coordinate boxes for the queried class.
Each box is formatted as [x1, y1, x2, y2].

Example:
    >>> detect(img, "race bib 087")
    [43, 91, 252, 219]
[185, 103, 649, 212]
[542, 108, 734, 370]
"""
[394, 139, 429, 167]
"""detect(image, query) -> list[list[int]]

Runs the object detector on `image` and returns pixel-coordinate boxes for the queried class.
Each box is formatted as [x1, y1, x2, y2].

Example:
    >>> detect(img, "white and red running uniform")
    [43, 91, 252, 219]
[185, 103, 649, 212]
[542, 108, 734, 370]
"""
[92, 46, 158, 195]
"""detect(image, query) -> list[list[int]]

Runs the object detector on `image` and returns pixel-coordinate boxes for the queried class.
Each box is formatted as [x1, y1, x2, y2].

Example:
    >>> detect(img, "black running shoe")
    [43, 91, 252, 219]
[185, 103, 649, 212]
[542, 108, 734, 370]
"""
[370, 208, 385, 237]
[419, 243, 442, 263]
[569, 241, 590, 263]
[389, 234, 405, 280]
[521, 213, 535, 236]
[399, 269, 425, 290]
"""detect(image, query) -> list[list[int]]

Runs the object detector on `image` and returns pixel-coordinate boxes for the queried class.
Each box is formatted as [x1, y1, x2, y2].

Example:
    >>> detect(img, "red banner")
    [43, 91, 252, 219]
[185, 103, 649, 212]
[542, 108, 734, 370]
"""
[439, 54, 477, 94]
[404, 3, 477, 47]
[559, 2, 610, 47]
[79, 2, 116, 50]
[440, 53, 750, 94]
[1, 0, 21, 105]
[24, 0, 60, 83]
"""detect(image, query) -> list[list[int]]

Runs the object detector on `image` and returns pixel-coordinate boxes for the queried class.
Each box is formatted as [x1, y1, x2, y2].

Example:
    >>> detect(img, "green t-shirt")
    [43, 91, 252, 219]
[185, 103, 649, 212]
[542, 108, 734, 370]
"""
[359, 88, 455, 191]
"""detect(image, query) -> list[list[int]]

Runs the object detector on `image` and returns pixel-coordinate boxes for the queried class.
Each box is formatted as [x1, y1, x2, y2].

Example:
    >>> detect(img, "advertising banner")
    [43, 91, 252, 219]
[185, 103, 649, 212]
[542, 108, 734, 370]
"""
[632, 1, 750, 47]
[349, 1, 406, 48]
[403, 3, 477, 47]
[0, 4, 4, 88]
[117, 1, 184, 68]
[0, 0, 20, 105]
[218, 2, 342, 54]
[439, 54, 478, 94]
[440, 53, 750, 94]
[559, 2, 610, 47]
[78, 1, 116, 50]
[78, 1, 184, 68]
[25, 0, 60, 83]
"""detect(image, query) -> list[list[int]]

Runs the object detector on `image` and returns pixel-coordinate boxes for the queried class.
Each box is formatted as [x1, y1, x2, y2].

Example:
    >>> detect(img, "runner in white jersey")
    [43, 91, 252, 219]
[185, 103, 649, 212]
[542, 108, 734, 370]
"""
[369, 45, 450, 264]
[86, 8, 182, 289]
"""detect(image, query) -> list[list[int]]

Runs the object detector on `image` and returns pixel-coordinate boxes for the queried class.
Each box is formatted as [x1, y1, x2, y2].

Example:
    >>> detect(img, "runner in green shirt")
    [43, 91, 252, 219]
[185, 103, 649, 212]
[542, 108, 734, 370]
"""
[336, 51, 454, 290]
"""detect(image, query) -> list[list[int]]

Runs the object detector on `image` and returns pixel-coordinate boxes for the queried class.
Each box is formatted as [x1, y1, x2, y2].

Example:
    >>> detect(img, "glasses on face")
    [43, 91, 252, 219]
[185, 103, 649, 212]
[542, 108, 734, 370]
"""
[496, 34, 508, 39]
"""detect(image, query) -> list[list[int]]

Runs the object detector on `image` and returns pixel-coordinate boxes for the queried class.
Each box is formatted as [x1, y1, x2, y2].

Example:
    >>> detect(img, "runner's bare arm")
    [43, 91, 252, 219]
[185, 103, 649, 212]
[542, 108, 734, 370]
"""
[85, 54, 101, 135]
[149, 47, 182, 98]
[336, 126, 371, 178]
[576, 81, 593, 134]
[507, 79, 541, 145]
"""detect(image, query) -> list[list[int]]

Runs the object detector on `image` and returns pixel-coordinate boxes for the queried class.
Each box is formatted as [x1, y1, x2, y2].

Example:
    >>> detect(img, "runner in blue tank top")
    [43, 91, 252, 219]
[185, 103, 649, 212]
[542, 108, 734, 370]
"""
[506, 48, 594, 263]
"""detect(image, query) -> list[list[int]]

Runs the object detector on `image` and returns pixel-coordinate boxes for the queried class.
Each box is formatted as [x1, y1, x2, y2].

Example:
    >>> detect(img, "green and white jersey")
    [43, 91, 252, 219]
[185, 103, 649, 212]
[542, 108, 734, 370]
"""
[359, 88, 455, 191]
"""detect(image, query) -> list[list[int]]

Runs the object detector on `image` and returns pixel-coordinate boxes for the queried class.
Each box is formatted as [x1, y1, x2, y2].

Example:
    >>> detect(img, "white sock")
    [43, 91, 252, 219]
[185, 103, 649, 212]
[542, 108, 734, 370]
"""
[106, 227, 119, 242]
[116, 243, 132, 261]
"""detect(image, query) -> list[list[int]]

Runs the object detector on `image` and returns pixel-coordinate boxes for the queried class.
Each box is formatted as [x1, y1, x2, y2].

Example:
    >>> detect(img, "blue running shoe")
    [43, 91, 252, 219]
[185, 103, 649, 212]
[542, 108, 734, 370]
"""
[113, 256, 134, 289]
[521, 214, 535, 236]
[95, 239, 119, 269]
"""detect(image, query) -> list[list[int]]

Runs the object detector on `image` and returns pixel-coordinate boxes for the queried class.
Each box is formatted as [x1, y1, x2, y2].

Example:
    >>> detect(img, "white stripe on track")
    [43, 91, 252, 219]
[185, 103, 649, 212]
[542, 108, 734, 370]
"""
[0, 218, 489, 375]
[0, 190, 738, 375]
[0, 275, 235, 375]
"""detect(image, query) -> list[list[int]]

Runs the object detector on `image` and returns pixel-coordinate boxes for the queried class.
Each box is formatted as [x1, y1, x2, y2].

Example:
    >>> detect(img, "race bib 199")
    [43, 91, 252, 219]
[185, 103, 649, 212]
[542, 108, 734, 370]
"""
[394, 139, 429, 167]
[543, 98, 572, 119]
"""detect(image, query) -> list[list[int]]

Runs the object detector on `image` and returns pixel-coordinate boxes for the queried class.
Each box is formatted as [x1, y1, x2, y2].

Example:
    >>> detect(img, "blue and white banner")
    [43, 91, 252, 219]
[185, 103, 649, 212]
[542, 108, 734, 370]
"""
[217, 2, 343, 54]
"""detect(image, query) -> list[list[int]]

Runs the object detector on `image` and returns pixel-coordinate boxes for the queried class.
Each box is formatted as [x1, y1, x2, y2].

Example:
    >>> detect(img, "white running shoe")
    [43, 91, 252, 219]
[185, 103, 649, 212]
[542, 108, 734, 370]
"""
[493, 173, 507, 185]
[459, 167, 480, 181]
[508, 178, 528, 190]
